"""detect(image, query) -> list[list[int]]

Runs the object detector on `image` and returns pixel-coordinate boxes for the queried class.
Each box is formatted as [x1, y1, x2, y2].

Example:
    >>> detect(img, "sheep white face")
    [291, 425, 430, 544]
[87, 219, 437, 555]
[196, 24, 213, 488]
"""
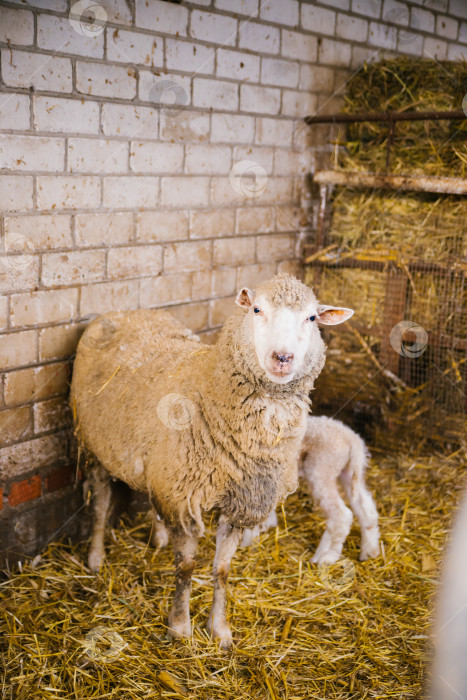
[236, 287, 354, 384]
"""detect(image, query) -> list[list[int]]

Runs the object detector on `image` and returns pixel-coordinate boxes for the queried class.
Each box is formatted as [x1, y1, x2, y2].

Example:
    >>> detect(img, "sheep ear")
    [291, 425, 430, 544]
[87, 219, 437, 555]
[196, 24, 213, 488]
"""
[316, 305, 354, 325]
[235, 287, 255, 309]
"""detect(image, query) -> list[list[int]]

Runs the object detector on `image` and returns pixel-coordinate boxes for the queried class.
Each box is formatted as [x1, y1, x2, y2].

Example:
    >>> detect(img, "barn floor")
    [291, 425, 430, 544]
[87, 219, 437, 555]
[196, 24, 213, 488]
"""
[1, 448, 466, 699]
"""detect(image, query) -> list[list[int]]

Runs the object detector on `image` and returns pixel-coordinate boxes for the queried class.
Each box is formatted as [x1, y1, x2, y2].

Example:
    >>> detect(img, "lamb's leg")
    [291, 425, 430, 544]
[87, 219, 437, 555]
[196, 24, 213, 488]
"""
[207, 515, 242, 649]
[240, 525, 259, 548]
[261, 508, 279, 533]
[340, 468, 379, 561]
[167, 528, 198, 641]
[88, 462, 112, 572]
[240, 508, 278, 547]
[308, 476, 353, 565]
[150, 507, 169, 549]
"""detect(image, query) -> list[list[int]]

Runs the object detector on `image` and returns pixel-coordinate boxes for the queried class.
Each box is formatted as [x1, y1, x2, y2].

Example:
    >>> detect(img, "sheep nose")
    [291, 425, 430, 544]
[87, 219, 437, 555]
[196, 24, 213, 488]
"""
[272, 351, 294, 364]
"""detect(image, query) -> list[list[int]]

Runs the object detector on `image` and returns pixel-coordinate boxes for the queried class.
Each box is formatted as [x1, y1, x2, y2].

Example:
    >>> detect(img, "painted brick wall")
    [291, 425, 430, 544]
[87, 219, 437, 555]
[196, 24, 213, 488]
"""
[1, 0, 466, 563]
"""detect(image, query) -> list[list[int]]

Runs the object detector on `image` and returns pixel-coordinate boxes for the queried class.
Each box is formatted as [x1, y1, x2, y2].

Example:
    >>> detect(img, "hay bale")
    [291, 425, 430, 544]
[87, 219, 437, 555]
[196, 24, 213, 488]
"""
[339, 58, 467, 177]
[330, 189, 467, 262]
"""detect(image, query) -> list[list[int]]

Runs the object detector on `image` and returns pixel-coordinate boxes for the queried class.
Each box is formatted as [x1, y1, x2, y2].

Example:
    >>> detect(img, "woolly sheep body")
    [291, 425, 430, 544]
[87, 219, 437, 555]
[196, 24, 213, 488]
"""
[70, 274, 337, 647]
[72, 308, 314, 534]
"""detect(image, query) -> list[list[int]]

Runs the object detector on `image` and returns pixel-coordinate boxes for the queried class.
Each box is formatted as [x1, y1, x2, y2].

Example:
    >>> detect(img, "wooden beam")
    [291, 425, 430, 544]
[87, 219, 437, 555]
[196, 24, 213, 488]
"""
[305, 109, 466, 124]
[303, 251, 467, 275]
[313, 170, 467, 195]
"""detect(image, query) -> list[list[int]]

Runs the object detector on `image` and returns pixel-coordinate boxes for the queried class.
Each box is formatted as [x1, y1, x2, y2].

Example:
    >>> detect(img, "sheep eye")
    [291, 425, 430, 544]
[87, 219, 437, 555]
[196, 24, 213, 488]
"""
[253, 307, 260, 314]
[309, 315, 316, 322]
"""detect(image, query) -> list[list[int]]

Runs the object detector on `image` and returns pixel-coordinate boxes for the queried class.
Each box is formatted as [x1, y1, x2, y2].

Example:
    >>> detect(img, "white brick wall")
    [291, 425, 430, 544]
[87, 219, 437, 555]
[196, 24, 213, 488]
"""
[106, 28, 163, 67]
[0, 94, 30, 131]
[101, 103, 158, 138]
[76, 62, 137, 98]
[190, 11, 237, 46]
[2, 49, 72, 92]
[193, 78, 238, 111]
[0, 7, 34, 45]
[0, 135, 65, 171]
[0, 0, 464, 478]
[238, 22, 280, 53]
[130, 141, 184, 174]
[68, 138, 128, 173]
[240, 85, 281, 115]
[34, 96, 99, 134]
[37, 14, 104, 58]
[166, 39, 214, 74]
[135, 0, 188, 36]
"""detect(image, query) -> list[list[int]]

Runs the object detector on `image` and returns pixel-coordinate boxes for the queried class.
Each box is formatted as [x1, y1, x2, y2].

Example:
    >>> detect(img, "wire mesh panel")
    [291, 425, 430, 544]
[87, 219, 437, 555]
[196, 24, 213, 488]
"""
[306, 252, 466, 452]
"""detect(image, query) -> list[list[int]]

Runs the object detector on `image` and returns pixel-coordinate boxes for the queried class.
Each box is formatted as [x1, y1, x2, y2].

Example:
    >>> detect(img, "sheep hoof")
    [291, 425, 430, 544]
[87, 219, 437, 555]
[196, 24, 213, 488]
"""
[167, 616, 191, 641]
[88, 548, 105, 572]
[312, 550, 341, 565]
[359, 544, 380, 561]
[206, 616, 233, 650]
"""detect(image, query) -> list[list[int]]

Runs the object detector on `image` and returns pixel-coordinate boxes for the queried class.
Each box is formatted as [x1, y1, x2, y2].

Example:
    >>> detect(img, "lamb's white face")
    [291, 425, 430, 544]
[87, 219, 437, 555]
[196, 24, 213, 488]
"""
[236, 287, 354, 384]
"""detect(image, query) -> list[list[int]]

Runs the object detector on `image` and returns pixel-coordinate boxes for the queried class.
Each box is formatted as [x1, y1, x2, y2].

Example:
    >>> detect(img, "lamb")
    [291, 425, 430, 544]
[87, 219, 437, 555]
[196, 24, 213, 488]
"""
[241, 416, 380, 564]
[70, 274, 353, 648]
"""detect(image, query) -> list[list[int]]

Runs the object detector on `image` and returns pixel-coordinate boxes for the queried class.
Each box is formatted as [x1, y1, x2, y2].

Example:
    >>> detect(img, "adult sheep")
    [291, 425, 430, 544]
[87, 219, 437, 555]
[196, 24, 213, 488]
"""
[70, 273, 353, 648]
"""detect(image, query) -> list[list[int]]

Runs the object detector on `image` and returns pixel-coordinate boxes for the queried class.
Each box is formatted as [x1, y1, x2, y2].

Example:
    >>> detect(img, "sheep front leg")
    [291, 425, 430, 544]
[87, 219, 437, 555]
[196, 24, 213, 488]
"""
[167, 529, 198, 641]
[207, 515, 242, 649]
[88, 463, 112, 572]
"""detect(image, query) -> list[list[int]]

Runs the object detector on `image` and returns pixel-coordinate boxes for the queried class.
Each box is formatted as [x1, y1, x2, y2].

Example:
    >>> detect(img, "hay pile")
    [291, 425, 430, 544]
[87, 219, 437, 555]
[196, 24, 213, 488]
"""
[330, 189, 467, 263]
[338, 58, 467, 176]
[1, 450, 466, 698]
[307, 58, 467, 450]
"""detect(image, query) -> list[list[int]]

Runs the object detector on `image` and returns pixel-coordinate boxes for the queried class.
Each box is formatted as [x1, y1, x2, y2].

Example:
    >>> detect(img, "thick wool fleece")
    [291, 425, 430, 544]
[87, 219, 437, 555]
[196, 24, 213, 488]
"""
[70, 275, 326, 537]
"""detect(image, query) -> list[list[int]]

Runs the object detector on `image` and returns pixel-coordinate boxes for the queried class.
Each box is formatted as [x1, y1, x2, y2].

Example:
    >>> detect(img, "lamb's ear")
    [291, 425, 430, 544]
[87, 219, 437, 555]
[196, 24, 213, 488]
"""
[235, 287, 255, 309]
[316, 305, 354, 325]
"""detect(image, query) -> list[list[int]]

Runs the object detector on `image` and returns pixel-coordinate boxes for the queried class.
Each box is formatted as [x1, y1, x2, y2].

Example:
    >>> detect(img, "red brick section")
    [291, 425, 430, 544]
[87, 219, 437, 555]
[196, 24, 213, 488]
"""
[8, 475, 41, 506]
[44, 464, 75, 493]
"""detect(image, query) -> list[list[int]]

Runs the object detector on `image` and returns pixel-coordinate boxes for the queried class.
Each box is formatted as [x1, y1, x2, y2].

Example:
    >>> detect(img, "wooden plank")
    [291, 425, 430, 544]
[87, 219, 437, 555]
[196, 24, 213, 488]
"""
[305, 109, 466, 125]
[313, 170, 467, 195]
[303, 250, 467, 275]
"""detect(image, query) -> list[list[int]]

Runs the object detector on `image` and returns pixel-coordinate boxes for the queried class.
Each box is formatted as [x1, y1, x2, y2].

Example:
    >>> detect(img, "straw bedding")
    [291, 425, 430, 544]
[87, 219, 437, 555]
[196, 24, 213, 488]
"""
[1, 448, 466, 699]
